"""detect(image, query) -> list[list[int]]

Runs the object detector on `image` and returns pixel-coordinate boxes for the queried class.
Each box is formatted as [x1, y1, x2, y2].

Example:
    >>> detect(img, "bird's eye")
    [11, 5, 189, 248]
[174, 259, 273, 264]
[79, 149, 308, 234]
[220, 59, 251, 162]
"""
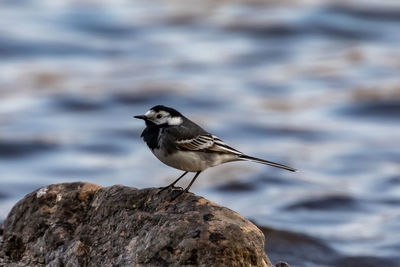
[156, 114, 162, 119]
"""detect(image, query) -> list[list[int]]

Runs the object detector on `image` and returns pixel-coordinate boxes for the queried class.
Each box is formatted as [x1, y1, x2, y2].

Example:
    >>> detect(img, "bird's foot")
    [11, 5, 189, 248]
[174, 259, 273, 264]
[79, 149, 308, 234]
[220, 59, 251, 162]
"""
[170, 189, 189, 200]
[157, 185, 183, 195]
[170, 190, 184, 200]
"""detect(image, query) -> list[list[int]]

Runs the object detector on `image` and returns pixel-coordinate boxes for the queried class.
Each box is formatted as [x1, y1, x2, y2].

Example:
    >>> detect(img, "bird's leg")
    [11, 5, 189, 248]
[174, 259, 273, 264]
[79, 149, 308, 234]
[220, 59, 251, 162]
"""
[158, 171, 188, 194]
[171, 171, 202, 200]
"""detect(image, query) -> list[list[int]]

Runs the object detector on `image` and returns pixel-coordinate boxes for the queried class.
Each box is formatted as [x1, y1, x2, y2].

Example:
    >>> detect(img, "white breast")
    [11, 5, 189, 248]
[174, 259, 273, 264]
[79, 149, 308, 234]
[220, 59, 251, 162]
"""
[151, 149, 238, 172]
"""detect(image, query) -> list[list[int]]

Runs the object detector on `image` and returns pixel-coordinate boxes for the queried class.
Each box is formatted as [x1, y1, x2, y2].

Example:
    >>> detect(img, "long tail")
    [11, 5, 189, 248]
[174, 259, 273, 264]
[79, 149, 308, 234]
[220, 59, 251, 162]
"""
[239, 154, 296, 172]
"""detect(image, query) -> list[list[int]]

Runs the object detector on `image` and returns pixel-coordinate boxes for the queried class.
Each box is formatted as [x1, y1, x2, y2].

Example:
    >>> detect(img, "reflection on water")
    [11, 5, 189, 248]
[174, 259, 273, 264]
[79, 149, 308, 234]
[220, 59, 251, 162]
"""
[1, 0, 400, 266]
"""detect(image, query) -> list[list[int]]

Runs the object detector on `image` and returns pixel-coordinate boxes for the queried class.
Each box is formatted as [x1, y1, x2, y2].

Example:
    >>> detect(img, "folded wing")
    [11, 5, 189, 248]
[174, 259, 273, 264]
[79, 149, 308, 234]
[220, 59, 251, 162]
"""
[175, 134, 296, 172]
[176, 134, 242, 155]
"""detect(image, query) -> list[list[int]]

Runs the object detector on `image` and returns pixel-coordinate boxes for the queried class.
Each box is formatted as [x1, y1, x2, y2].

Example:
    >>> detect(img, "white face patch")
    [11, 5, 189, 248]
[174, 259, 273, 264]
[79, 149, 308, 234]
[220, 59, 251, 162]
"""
[145, 110, 155, 117]
[145, 109, 176, 125]
[167, 116, 183, 125]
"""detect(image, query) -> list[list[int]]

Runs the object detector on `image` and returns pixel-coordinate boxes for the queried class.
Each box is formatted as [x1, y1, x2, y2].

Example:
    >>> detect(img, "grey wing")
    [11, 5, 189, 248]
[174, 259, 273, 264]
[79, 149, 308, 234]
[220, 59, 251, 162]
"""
[176, 134, 215, 150]
[176, 134, 243, 155]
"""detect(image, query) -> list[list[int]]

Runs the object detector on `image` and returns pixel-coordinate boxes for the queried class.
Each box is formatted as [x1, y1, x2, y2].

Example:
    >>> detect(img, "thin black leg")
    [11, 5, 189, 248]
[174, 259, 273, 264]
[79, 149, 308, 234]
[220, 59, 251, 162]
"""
[171, 171, 202, 200]
[158, 171, 188, 193]
[183, 171, 201, 193]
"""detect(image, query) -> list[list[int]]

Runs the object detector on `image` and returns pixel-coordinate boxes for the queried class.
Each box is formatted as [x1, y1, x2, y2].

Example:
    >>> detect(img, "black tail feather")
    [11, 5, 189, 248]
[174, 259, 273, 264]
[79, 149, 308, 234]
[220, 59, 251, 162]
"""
[239, 155, 296, 172]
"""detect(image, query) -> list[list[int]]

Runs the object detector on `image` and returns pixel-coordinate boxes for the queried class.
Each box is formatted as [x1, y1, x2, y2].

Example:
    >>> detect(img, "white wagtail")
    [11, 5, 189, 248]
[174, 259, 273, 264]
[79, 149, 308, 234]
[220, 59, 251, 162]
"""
[134, 105, 296, 197]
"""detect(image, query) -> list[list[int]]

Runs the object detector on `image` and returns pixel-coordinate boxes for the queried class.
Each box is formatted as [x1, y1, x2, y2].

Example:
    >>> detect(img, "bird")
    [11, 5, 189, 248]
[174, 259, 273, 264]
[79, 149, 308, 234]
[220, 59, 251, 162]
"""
[134, 105, 296, 198]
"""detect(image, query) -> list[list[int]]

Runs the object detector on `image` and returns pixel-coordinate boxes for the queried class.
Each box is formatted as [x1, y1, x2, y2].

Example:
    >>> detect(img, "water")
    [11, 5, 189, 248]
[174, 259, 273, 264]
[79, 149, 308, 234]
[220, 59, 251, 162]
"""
[1, 0, 400, 266]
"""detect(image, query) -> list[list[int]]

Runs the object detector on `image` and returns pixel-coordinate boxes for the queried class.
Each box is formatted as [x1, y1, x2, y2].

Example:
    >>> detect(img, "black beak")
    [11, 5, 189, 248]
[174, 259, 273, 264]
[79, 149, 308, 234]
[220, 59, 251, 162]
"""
[133, 115, 147, 120]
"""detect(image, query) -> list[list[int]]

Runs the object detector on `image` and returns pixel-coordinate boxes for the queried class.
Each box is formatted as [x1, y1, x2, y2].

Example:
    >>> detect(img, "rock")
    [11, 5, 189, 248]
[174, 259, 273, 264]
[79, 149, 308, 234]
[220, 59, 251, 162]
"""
[260, 225, 335, 267]
[275, 262, 290, 267]
[0, 182, 275, 267]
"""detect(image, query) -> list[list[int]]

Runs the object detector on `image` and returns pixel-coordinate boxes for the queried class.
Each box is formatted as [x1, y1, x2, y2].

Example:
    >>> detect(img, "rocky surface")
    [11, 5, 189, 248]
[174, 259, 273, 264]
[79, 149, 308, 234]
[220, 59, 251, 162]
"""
[0, 182, 279, 267]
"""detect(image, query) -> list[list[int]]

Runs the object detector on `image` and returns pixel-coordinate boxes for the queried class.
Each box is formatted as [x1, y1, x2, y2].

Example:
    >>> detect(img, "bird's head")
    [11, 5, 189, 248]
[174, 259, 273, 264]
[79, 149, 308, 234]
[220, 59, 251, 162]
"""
[134, 105, 183, 126]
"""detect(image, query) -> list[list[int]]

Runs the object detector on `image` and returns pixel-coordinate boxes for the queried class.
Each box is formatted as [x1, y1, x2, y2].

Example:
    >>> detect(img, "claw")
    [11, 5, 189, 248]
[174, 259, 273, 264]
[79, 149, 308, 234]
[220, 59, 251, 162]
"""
[157, 186, 169, 195]
[157, 185, 182, 195]
[157, 171, 189, 195]
[172, 186, 183, 191]
[170, 189, 185, 200]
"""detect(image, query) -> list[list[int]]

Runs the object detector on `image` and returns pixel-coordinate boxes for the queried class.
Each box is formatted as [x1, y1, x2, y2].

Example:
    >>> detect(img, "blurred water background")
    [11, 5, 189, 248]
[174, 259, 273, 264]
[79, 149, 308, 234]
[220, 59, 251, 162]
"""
[1, 0, 400, 266]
